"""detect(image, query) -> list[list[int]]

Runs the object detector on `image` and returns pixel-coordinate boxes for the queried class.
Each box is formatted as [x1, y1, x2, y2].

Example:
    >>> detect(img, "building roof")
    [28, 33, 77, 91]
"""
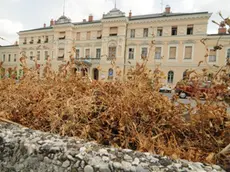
[18, 9, 210, 33]
[56, 15, 71, 24]
[130, 11, 210, 20]
[73, 20, 101, 25]
[19, 26, 53, 33]
[0, 45, 19, 48]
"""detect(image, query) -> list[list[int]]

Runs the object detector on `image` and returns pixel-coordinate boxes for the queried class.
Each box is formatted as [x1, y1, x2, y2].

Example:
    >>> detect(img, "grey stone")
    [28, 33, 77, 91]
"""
[62, 160, 71, 168]
[122, 161, 132, 171]
[84, 165, 94, 172]
[212, 165, 222, 170]
[132, 158, 140, 166]
[113, 162, 122, 169]
[136, 165, 149, 172]
[99, 163, 111, 172]
[124, 154, 133, 162]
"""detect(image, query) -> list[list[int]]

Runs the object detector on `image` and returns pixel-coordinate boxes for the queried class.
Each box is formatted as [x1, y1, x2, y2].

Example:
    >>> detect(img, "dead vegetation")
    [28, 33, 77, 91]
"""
[0, 12, 230, 171]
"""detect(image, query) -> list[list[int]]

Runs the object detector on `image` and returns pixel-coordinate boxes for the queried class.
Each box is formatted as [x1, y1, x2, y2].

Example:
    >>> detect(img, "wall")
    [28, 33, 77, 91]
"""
[0, 122, 225, 172]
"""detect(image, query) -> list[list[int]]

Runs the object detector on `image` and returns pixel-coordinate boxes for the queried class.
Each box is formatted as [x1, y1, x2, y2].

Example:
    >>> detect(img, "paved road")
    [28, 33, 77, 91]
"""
[161, 93, 230, 113]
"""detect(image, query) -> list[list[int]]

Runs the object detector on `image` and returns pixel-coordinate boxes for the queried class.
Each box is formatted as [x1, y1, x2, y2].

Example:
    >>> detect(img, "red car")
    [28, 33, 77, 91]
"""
[175, 81, 224, 99]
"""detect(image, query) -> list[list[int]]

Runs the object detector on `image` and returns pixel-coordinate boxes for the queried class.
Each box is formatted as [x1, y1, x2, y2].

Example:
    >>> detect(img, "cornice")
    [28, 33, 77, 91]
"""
[128, 14, 211, 25]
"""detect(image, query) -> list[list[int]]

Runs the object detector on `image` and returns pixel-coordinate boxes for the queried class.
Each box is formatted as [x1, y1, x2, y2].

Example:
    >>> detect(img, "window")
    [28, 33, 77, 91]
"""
[86, 31, 91, 40]
[44, 36, 49, 43]
[183, 70, 188, 80]
[169, 47, 177, 59]
[130, 29, 135, 38]
[2, 54, 5, 61]
[37, 37, 41, 44]
[76, 49, 80, 58]
[227, 49, 230, 58]
[30, 37, 34, 44]
[171, 26, 177, 36]
[59, 32, 66, 40]
[23, 38, 27, 44]
[128, 48, 134, 59]
[37, 51, 40, 60]
[157, 27, 163, 36]
[187, 25, 193, 35]
[167, 71, 174, 83]
[97, 31, 102, 39]
[110, 27, 118, 36]
[227, 48, 230, 64]
[58, 48, 64, 60]
[141, 47, 148, 59]
[44, 51, 49, 60]
[184, 46, 192, 59]
[143, 28, 148, 37]
[209, 49, 216, 62]
[8, 54, 11, 62]
[155, 47, 162, 59]
[108, 47, 116, 59]
[108, 68, 113, 80]
[85, 49, 90, 58]
[30, 51, 33, 60]
[96, 48, 101, 58]
[76, 32, 80, 40]
[2, 54, 5, 62]
[14, 54, 17, 62]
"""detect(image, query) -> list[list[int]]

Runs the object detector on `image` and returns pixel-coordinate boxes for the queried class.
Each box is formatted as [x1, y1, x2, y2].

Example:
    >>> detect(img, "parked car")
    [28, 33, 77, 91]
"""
[159, 85, 172, 93]
[174, 81, 224, 99]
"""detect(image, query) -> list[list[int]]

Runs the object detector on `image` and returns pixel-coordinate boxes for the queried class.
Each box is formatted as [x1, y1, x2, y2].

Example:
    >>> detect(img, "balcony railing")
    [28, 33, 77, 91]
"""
[107, 57, 116, 61]
[76, 57, 100, 60]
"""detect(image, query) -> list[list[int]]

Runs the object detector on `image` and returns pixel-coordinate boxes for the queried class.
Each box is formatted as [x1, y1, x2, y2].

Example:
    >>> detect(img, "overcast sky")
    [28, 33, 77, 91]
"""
[0, 0, 229, 45]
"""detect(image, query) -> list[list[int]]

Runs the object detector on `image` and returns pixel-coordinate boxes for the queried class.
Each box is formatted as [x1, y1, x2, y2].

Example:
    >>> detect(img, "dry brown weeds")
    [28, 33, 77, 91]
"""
[0, 53, 229, 170]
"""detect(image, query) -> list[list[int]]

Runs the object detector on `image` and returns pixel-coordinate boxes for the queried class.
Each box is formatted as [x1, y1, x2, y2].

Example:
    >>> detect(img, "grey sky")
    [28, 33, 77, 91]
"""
[0, 0, 229, 45]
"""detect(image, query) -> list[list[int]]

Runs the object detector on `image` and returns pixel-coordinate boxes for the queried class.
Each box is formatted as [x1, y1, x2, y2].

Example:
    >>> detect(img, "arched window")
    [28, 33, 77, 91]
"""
[167, 71, 174, 83]
[108, 68, 113, 80]
[182, 69, 188, 80]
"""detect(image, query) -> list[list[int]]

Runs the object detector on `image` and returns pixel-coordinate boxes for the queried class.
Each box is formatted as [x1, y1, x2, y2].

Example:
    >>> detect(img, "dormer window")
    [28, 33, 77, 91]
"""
[109, 27, 118, 36]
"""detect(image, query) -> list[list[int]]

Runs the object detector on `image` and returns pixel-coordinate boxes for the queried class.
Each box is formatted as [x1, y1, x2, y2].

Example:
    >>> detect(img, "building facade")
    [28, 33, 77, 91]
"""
[0, 6, 230, 85]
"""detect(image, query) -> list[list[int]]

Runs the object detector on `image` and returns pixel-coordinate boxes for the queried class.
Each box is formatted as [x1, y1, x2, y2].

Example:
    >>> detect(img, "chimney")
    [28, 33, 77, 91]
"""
[83, 19, 86, 22]
[50, 19, 54, 26]
[165, 5, 171, 14]
[44, 23, 46, 28]
[218, 27, 227, 34]
[129, 10, 132, 18]
[88, 14, 93, 22]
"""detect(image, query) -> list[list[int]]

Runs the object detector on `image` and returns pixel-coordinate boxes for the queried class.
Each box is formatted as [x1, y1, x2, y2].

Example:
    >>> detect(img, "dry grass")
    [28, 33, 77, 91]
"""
[0, 14, 230, 170]
[0, 53, 229, 170]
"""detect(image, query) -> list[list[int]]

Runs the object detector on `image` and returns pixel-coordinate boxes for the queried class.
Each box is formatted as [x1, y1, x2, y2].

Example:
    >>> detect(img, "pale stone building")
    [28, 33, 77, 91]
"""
[0, 6, 230, 86]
